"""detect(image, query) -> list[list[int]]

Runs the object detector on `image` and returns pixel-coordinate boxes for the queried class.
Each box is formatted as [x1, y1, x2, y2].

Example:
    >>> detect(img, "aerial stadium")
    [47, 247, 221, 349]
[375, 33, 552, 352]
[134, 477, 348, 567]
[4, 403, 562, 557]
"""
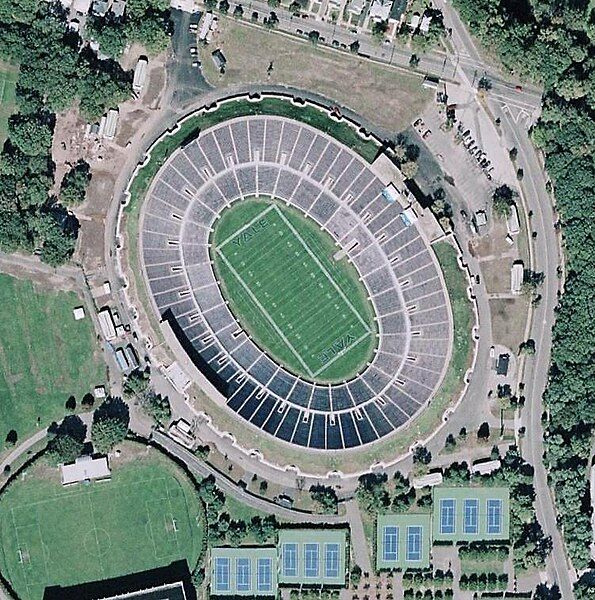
[136, 107, 455, 452]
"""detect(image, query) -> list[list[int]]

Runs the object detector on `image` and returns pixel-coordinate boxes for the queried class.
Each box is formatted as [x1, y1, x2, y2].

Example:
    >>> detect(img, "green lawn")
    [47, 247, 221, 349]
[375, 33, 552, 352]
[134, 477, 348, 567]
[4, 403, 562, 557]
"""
[0, 274, 105, 444]
[211, 198, 376, 382]
[0, 62, 17, 146]
[0, 456, 204, 600]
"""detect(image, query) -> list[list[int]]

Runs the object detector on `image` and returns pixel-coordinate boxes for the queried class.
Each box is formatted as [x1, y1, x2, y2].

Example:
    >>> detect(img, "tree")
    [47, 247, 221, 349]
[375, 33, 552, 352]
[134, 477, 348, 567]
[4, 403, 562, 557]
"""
[400, 160, 418, 179]
[87, 16, 127, 58]
[46, 416, 87, 465]
[508, 147, 518, 162]
[492, 184, 515, 218]
[412, 445, 431, 465]
[371, 20, 388, 39]
[309, 484, 338, 514]
[65, 396, 77, 412]
[8, 113, 53, 156]
[477, 422, 490, 441]
[308, 30, 320, 45]
[91, 397, 129, 454]
[232, 3, 243, 17]
[356, 472, 390, 513]
[444, 433, 456, 451]
[218, 0, 229, 13]
[477, 76, 492, 91]
[519, 338, 536, 355]
[139, 390, 171, 425]
[267, 0, 279, 6]
[60, 160, 91, 206]
[349, 40, 360, 54]
[123, 368, 150, 398]
[288, 1, 300, 13]
[5, 430, 17, 446]
[350, 564, 362, 586]
[409, 53, 419, 67]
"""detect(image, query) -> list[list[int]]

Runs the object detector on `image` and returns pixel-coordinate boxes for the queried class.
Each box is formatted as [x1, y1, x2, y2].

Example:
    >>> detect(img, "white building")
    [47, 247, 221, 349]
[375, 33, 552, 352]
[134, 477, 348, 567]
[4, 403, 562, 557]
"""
[103, 108, 119, 140]
[61, 456, 111, 486]
[348, 0, 365, 14]
[198, 12, 215, 41]
[98, 307, 117, 341]
[73, 306, 85, 320]
[368, 0, 392, 21]
[413, 472, 443, 489]
[419, 14, 432, 33]
[472, 459, 501, 475]
[507, 203, 520, 235]
[511, 261, 524, 295]
[409, 12, 420, 29]
[165, 361, 191, 394]
[133, 57, 148, 94]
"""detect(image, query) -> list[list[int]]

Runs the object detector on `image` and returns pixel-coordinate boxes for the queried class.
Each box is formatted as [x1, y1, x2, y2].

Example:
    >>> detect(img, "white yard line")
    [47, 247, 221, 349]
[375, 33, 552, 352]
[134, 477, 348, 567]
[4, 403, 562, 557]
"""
[273, 206, 372, 333]
[312, 330, 372, 377]
[217, 204, 276, 249]
[215, 249, 316, 377]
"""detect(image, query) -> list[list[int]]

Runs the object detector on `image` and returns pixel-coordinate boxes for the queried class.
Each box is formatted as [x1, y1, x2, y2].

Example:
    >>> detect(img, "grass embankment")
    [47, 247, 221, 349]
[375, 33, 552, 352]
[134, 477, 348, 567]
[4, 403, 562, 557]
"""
[0, 274, 104, 445]
[199, 18, 430, 131]
[0, 454, 204, 600]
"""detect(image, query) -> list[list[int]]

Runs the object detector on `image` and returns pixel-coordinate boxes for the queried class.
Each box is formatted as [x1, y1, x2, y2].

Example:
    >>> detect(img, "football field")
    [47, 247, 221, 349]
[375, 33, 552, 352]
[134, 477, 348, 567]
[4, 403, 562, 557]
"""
[212, 198, 376, 382]
[0, 459, 204, 600]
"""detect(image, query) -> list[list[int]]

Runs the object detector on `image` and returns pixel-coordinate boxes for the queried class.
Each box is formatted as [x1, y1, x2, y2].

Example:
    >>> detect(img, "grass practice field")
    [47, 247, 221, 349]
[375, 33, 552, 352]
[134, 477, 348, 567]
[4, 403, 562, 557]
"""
[211, 198, 377, 382]
[0, 62, 17, 145]
[0, 456, 204, 600]
[0, 275, 104, 444]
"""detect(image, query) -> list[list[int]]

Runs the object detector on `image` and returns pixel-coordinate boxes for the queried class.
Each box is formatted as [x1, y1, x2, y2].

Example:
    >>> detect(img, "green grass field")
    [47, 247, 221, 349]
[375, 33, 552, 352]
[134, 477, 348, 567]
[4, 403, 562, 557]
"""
[0, 456, 204, 600]
[211, 198, 377, 382]
[0, 62, 17, 146]
[0, 274, 104, 444]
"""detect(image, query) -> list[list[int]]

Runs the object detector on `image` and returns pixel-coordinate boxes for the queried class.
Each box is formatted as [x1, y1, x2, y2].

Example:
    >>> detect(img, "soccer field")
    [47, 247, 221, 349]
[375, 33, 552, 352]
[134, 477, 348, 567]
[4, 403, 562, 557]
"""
[0, 274, 104, 444]
[0, 457, 204, 600]
[211, 198, 376, 382]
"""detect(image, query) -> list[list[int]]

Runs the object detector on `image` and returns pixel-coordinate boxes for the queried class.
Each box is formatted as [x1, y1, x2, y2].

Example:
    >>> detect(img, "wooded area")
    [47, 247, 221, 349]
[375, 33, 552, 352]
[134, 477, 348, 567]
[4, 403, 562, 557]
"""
[452, 0, 595, 571]
[0, 0, 170, 265]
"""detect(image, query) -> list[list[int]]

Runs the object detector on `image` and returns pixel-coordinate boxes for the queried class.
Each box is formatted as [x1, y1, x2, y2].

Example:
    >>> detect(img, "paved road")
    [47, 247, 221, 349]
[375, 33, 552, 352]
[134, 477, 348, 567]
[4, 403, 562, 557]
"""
[435, 2, 573, 595]
[240, 0, 542, 117]
[152, 430, 347, 524]
[496, 108, 574, 597]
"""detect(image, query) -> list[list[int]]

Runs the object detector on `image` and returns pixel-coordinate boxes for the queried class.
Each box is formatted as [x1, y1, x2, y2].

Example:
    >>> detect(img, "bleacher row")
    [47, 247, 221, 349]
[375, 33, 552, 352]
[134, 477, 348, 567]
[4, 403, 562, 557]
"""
[140, 116, 452, 450]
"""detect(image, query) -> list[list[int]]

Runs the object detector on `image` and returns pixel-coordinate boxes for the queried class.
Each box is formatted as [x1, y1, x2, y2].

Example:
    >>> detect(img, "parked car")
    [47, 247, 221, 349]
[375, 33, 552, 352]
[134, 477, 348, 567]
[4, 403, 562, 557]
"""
[191, 60, 201, 68]
[189, 46, 198, 54]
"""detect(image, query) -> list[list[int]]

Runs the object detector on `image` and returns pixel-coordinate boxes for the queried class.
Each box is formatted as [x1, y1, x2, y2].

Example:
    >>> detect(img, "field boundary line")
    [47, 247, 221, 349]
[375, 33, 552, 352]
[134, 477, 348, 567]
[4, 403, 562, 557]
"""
[273, 206, 372, 333]
[87, 493, 106, 579]
[216, 248, 315, 377]
[311, 330, 371, 377]
[217, 204, 276, 249]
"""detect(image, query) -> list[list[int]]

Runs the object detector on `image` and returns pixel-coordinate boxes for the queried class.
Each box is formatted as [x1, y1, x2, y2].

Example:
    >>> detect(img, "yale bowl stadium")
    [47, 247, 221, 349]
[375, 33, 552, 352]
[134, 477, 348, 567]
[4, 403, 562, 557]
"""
[139, 115, 453, 451]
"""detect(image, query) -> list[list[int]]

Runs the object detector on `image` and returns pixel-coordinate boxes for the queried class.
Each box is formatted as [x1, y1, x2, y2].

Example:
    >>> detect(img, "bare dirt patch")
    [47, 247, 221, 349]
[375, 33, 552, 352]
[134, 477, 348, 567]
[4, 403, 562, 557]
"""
[489, 297, 529, 352]
[200, 19, 431, 132]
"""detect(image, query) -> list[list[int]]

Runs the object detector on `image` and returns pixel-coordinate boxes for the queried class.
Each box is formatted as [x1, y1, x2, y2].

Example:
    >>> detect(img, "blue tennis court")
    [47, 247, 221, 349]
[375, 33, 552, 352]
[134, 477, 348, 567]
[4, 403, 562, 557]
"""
[439, 498, 456, 534]
[304, 543, 320, 578]
[282, 543, 298, 576]
[487, 499, 502, 534]
[464, 498, 479, 534]
[382, 525, 399, 561]
[215, 557, 230, 592]
[324, 543, 340, 578]
[236, 557, 251, 592]
[257, 557, 272, 592]
[406, 526, 422, 561]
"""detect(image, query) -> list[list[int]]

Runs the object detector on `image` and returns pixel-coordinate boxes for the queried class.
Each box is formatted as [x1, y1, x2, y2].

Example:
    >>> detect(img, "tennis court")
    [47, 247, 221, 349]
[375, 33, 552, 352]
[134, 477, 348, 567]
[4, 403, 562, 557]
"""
[0, 458, 204, 600]
[212, 198, 377, 382]
[376, 514, 431, 570]
[432, 487, 510, 541]
[211, 548, 277, 596]
[278, 529, 347, 586]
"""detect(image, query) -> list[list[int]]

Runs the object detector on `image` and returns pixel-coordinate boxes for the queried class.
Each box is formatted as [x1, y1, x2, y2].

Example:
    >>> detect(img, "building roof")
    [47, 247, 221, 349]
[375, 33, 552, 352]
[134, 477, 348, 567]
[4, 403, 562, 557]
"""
[111, 0, 126, 17]
[210, 547, 278, 596]
[376, 513, 432, 570]
[165, 362, 191, 393]
[412, 471, 443, 489]
[211, 49, 227, 70]
[103, 108, 119, 140]
[61, 455, 111, 486]
[97, 582, 187, 600]
[278, 529, 347, 586]
[133, 58, 148, 93]
[389, 0, 406, 22]
[72, 0, 92, 13]
[496, 353, 510, 376]
[419, 14, 432, 32]
[368, 0, 391, 20]
[510, 261, 524, 295]
[472, 459, 502, 475]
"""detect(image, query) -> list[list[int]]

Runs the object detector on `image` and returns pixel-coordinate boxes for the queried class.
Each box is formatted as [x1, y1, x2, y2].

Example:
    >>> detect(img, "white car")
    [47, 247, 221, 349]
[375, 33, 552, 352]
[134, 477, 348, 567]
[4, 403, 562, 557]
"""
[189, 47, 198, 55]
[191, 60, 201, 68]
